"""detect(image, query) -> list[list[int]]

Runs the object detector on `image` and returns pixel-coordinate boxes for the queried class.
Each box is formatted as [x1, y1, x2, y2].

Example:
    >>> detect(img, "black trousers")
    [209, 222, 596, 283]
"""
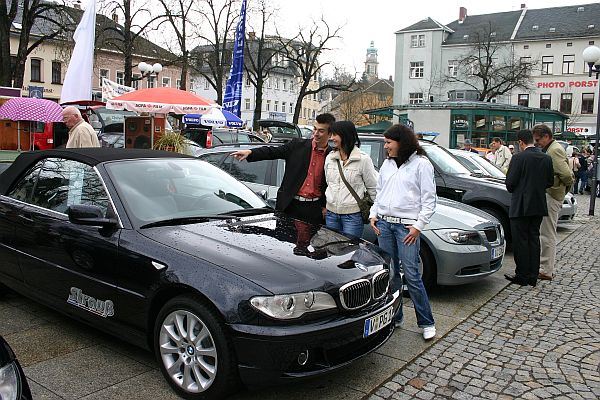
[510, 216, 543, 282]
[284, 199, 324, 225]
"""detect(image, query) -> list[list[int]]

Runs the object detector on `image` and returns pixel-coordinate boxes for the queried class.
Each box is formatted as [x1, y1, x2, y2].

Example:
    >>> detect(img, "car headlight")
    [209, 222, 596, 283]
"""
[250, 291, 337, 319]
[0, 362, 20, 400]
[433, 229, 482, 245]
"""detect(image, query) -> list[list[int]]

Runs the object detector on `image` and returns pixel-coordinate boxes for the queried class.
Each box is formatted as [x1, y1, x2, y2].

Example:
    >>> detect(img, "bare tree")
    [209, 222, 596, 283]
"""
[278, 18, 354, 123]
[445, 23, 536, 102]
[191, 0, 240, 104]
[156, 0, 196, 90]
[0, 0, 72, 88]
[99, 0, 166, 87]
[243, 0, 283, 129]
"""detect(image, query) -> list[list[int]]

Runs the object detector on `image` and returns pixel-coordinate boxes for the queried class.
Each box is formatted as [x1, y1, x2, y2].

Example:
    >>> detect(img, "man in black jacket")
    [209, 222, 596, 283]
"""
[504, 130, 554, 287]
[231, 113, 335, 224]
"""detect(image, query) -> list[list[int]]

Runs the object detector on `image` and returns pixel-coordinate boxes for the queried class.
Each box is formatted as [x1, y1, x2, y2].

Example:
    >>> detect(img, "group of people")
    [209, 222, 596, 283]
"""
[232, 113, 438, 341]
[462, 137, 513, 173]
[568, 147, 592, 194]
[504, 124, 574, 286]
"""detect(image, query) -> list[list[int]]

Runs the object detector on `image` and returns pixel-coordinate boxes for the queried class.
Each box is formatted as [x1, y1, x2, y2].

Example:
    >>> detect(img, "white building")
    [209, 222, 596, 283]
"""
[393, 3, 600, 138]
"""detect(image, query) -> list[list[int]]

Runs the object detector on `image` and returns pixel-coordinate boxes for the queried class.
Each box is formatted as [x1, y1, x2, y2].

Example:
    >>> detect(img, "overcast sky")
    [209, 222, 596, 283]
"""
[270, 0, 591, 79]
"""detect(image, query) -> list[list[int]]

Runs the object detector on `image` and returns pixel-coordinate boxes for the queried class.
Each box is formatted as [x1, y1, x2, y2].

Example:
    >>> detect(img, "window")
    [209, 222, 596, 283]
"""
[176, 79, 181, 89]
[447, 60, 458, 77]
[409, 61, 424, 78]
[590, 41, 595, 45]
[274, 100, 279, 112]
[99, 69, 109, 86]
[274, 78, 280, 90]
[162, 77, 170, 87]
[266, 99, 271, 111]
[51, 61, 61, 84]
[204, 78, 209, 90]
[132, 74, 141, 90]
[282, 102, 286, 112]
[545, 43, 551, 48]
[30, 59, 42, 82]
[560, 94, 572, 114]
[266, 76, 272, 89]
[540, 94, 552, 109]
[283, 78, 287, 90]
[147, 76, 156, 88]
[245, 75, 251, 87]
[289, 103, 293, 113]
[410, 34, 425, 47]
[567, 42, 573, 47]
[541, 56, 553, 75]
[226, 158, 270, 185]
[518, 94, 529, 107]
[524, 45, 529, 49]
[562, 55, 575, 74]
[244, 98, 251, 110]
[409, 92, 424, 104]
[582, 93, 594, 114]
[520, 56, 532, 66]
[116, 71, 124, 85]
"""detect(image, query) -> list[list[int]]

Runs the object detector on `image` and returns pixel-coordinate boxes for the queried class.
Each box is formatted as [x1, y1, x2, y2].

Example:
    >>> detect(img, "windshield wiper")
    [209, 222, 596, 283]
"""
[140, 215, 238, 229]
[219, 207, 274, 217]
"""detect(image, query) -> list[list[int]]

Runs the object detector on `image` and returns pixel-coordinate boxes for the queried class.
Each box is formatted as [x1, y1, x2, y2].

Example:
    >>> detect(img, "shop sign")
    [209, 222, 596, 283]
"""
[537, 80, 598, 89]
[567, 127, 592, 134]
[452, 119, 469, 129]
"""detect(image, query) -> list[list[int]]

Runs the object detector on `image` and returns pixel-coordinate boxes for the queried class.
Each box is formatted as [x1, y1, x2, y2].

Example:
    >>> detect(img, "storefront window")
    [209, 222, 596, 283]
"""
[491, 115, 506, 132]
[473, 114, 487, 131]
[451, 114, 469, 131]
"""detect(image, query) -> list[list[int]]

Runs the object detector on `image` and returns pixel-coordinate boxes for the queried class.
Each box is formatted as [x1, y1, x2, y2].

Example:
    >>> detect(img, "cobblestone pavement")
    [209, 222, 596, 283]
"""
[368, 199, 600, 400]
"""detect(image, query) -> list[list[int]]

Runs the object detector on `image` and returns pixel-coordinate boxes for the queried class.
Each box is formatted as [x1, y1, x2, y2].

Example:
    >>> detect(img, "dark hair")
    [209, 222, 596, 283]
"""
[383, 124, 426, 165]
[491, 137, 503, 144]
[516, 129, 533, 145]
[330, 121, 360, 156]
[532, 124, 553, 138]
[316, 113, 336, 127]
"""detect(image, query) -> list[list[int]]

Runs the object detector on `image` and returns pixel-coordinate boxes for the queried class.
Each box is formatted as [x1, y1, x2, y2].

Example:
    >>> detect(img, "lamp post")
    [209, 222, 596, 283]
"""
[133, 62, 163, 87]
[583, 45, 600, 216]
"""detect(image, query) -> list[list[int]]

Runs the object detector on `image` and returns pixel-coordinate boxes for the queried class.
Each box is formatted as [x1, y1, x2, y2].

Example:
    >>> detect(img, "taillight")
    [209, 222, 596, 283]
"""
[206, 130, 213, 148]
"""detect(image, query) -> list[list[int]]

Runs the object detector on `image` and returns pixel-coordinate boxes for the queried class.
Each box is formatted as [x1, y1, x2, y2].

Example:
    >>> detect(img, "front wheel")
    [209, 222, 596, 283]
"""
[154, 295, 239, 399]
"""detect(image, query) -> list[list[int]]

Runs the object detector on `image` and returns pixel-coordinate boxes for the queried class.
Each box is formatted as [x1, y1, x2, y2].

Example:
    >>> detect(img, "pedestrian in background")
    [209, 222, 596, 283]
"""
[461, 139, 479, 153]
[532, 124, 574, 281]
[508, 144, 515, 154]
[369, 124, 437, 340]
[231, 113, 335, 225]
[324, 121, 378, 237]
[62, 106, 100, 148]
[576, 149, 589, 194]
[504, 130, 553, 287]
[568, 149, 581, 194]
[490, 137, 512, 173]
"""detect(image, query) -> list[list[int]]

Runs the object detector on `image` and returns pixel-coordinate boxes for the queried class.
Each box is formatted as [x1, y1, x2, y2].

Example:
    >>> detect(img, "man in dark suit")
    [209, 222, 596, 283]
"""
[231, 113, 335, 224]
[504, 130, 554, 287]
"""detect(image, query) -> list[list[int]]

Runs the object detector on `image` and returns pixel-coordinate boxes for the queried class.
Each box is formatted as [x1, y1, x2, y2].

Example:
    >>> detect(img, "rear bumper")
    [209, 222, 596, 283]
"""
[229, 290, 401, 386]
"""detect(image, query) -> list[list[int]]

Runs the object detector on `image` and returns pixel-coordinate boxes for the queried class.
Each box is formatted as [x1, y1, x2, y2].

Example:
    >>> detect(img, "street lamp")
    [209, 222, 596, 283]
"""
[133, 62, 163, 87]
[582, 45, 600, 215]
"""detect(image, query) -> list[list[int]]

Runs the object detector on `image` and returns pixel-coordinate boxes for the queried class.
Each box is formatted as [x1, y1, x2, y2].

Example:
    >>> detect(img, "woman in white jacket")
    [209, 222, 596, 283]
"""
[324, 121, 378, 237]
[369, 124, 437, 340]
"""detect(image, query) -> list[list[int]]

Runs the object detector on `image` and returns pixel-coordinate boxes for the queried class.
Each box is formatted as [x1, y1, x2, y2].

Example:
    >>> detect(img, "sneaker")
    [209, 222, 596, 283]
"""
[423, 326, 436, 340]
[394, 320, 403, 328]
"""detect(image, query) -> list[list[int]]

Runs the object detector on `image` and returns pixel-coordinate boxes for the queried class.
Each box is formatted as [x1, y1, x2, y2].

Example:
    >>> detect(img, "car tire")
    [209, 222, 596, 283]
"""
[419, 244, 437, 292]
[480, 206, 510, 242]
[154, 295, 239, 399]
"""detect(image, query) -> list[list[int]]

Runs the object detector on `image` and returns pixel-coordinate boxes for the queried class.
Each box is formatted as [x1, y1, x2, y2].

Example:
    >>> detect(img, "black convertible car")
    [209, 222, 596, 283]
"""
[0, 149, 399, 399]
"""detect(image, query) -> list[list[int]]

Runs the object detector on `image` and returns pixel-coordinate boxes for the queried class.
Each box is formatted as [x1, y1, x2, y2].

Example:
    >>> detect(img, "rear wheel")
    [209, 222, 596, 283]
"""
[154, 295, 239, 399]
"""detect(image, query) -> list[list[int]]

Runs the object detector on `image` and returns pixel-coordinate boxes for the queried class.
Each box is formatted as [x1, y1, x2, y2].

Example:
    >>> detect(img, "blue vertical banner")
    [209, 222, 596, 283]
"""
[222, 0, 247, 117]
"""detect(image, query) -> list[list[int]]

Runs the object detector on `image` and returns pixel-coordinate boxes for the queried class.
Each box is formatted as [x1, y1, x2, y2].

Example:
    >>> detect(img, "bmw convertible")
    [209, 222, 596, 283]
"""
[0, 149, 399, 399]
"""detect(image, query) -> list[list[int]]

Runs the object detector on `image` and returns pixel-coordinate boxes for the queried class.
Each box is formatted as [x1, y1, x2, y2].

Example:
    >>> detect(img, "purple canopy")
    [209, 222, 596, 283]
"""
[0, 97, 63, 123]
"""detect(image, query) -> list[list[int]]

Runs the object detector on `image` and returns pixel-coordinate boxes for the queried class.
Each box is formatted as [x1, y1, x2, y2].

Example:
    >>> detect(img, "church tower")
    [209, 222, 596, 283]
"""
[364, 41, 379, 80]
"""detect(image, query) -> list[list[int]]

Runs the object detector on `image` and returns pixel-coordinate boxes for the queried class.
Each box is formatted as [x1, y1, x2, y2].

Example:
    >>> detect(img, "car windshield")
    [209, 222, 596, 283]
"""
[468, 155, 506, 178]
[421, 143, 471, 175]
[264, 125, 298, 138]
[105, 158, 267, 226]
[95, 108, 136, 125]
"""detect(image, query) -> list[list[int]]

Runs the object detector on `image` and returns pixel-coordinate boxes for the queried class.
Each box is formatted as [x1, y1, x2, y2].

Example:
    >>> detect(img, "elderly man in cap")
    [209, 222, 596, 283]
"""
[509, 144, 515, 154]
[462, 139, 479, 153]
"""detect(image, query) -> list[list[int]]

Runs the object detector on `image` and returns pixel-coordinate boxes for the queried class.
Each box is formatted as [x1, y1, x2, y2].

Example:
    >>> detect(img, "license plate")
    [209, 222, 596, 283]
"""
[363, 306, 394, 338]
[491, 245, 504, 259]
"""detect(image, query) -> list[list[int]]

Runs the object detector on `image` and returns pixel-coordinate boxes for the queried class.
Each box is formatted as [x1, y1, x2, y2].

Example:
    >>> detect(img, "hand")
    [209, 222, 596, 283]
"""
[403, 226, 420, 245]
[322, 207, 327, 219]
[231, 149, 252, 161]
[370, 217, 380, 236]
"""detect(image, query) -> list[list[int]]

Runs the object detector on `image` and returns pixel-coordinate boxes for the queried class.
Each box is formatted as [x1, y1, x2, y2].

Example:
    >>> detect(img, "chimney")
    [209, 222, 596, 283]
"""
[520, 3, 526, 8]
[112, 13, 118, 23]
[74, 1, 81, 9]
[459, 7, 467, 24]
[248, 31, 256, 40]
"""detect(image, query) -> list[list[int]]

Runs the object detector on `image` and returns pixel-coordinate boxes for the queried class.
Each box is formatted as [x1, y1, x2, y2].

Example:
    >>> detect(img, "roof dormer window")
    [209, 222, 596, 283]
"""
[549, 27, 555, 32]
[463, 34, 469, 40]
[577, 6, 584, 12]
[490, 31, 497, 37]
[532, 25, 539, 31]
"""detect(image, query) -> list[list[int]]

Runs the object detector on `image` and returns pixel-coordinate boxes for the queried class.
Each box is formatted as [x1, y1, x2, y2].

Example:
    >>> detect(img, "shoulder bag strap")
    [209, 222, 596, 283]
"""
[336, 159, 362, 204]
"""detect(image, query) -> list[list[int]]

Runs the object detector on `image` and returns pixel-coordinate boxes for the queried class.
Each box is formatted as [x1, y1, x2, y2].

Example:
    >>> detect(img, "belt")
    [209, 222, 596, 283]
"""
[293, 195, 320, 202]
[378, 215, 417, 224]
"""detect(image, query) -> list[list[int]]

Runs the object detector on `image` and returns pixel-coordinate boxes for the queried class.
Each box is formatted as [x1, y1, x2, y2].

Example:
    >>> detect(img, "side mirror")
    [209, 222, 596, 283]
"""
[67, 204, 117, 227]
[256, 189, 268, 200]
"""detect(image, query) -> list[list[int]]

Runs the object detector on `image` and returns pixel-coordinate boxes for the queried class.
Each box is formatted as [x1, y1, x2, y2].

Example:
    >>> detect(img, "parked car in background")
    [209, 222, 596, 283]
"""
[183, 126, 264, 148]
[256, 120, 303, 142]
[451, 149, 577, 223]
[297, 124, 314, 139]
[359, 134, 513, 240]
[0, 335, 32, 400]
[197, 145, 506, 289]
[0, 148, 400, 399]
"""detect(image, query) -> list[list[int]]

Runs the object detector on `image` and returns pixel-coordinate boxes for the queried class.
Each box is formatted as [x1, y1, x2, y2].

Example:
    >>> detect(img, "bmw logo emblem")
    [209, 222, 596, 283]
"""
[187, 345, 194, 355]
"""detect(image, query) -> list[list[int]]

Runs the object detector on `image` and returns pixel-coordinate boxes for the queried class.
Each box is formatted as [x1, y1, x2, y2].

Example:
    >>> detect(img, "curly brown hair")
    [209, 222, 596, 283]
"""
[383, 124, 426, 166]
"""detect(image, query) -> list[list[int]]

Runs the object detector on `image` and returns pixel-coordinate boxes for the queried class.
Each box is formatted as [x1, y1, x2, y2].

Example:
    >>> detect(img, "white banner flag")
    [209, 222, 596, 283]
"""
[101, 77, 135, 101]
[60, 0, 97, 104]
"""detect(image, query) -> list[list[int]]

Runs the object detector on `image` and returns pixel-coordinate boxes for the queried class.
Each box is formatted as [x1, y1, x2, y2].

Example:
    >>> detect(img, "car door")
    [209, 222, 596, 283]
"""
[7, 158, 120, 316]
[221, 154, 277, 198]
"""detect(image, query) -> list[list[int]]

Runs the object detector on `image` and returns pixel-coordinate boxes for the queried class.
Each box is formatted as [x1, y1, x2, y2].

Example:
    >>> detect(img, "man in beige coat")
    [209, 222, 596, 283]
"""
[532, 124, 574, 280]
[62, 106, 100, 148]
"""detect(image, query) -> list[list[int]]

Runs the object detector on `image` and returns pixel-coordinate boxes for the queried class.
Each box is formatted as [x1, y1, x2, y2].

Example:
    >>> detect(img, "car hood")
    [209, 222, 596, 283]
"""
[139, 213, 389, 294]
[428, 198, 500, 230]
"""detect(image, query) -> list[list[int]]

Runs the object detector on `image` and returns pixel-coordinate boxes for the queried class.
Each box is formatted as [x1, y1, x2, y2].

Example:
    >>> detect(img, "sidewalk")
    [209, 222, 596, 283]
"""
[368, 198, 599, 400]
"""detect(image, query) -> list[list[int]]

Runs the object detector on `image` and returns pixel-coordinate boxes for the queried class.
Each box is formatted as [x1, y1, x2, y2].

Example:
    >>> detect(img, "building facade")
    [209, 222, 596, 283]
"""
[393, 3, 600, 141]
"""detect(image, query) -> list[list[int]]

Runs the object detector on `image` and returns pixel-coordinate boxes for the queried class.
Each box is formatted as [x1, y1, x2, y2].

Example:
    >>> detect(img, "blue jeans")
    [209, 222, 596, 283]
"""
[376, 220, 434, 327]
[325, 211, 364, 237]
[577, 171, 588, 193]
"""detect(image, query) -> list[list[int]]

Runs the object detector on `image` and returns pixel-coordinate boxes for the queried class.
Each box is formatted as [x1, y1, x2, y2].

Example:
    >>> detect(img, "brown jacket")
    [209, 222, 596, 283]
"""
[66, 120, 100, 148]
